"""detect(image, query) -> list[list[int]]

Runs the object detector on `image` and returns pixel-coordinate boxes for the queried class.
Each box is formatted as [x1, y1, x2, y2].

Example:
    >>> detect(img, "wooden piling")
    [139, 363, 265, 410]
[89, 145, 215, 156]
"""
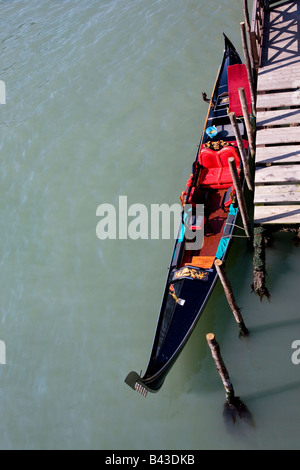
[238, 87, 255, 158]
[214, 260, 249, 337]
[206, 333, 236, 403]
[228, 112, 253, 192]
[252, 225, 270, 300]
[243, 0, 255, 71]
[207, 333, 253, 426]
[228, 156, 252, 239]
[240, 21, 256, 115]
[295, 227, 300, 246]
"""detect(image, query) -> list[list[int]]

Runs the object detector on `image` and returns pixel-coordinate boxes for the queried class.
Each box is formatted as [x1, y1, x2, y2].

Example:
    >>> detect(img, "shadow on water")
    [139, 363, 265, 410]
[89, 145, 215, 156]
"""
[223, 377, 300, 436]
[250, 317, 300, 335]
[244, 380, 300, 403]
[166, 230, 298, 436]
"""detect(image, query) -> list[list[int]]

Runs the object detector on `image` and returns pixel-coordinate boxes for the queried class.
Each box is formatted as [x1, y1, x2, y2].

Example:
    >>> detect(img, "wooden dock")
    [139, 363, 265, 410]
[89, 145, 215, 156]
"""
[251, 0, 300, 225]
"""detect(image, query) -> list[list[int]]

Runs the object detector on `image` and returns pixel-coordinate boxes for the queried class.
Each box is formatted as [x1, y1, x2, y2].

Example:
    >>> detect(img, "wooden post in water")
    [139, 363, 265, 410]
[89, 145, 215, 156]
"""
[214, 260, 249, 337]
[206, 333, 253, 425]
[252, 225, 270, 300]
[207, 333, 253, 426]
[228, 156, 252, 239]
[238, 87, 255, 158]
[228, 112, 253, 192]
[206, 333, 236, 403]
[240, 21, 256, 115]
[243, 0, 254, 72]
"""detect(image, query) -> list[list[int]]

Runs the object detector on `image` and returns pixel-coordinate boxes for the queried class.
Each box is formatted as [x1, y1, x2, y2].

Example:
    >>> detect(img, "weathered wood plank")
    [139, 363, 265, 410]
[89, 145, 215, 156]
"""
[268, 0, 290, 4]
[254, 184, 300, 204]
[258, 0, 300, 92]
[257, 74, 300, 92]
[258, 62, 300, 76]
[256, 91, 300, 110]
[256, 127, 300, 146]
[255, 145, 300, 164]
[257, 109, 300, 127]
[255, 164, 300, 184]
[254, 205, 300, 224]
[261, 1, 299, 47]
[254, 0, 300, 225]
[260, 52, 300, 68]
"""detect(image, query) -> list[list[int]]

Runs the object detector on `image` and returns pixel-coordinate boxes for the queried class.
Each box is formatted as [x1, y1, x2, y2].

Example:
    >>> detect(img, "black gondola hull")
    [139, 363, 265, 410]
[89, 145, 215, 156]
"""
[125, 34, 251, 396]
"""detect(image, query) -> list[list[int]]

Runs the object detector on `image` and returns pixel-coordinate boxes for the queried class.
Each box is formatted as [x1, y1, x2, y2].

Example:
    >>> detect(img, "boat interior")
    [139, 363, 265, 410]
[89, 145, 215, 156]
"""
[171, 62, 251, 272]
[179, 142, 240, 270]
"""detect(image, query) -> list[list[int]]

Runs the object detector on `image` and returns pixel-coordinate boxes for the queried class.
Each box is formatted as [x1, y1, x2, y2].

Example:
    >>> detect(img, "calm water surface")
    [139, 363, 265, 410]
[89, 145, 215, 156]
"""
[0, 0, 299, 450]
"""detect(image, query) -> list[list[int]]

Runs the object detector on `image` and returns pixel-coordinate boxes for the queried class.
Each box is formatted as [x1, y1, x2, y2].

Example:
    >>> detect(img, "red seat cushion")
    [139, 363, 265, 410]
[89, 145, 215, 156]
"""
[198, 146, 241, 189]
[218, 146, 240, 168]
[198, 148, 221, 168]
[199, 168, 222, 186]
[219, 168, 233, 185]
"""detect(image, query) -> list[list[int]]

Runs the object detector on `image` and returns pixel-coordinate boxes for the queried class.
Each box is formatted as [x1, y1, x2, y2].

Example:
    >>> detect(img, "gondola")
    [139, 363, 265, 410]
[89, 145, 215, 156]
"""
[125, 34, 252, 396]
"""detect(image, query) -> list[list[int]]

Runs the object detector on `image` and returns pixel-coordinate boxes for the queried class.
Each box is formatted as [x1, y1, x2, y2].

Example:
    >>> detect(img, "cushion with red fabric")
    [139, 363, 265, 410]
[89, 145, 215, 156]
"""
[198, 145, 241, 189]
[200, 168, 222, 186]
[219, 168, 234, 185]
[199, 148, 221, 168]
[218, 146, 240, 167]
[228, 64, 251, 117]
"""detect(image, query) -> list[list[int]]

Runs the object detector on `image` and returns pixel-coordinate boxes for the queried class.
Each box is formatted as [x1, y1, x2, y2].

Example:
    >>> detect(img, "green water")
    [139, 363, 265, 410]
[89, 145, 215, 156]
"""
[0, 0, 299, 450]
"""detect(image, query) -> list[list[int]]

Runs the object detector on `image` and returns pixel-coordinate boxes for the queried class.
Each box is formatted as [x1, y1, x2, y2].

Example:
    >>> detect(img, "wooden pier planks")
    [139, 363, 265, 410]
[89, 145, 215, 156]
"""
[256, 91, 300, 109]
[254, 184, 300, 204]
[254, 205, 300, 225]
[255, 145, 300, 165]
[256, 127, 300, 146]
[256, 109, 300, 127]
[256, 1, 300, 92]
[253, 0, 300, 225]
[255, 165, 300, 184]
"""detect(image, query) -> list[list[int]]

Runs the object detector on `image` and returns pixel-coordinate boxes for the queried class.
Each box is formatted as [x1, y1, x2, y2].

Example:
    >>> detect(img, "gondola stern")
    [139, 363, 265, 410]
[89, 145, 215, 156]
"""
[124, 371, 157, 397]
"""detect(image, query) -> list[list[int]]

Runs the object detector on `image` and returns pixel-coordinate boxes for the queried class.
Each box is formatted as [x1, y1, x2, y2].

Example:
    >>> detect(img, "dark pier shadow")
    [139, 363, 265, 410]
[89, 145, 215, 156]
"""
[260, 0, 300, 74]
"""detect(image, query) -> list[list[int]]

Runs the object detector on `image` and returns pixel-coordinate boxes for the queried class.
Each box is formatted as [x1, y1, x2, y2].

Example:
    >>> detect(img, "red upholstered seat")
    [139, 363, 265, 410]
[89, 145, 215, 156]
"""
[200, 149, 221, 168]
[219, 146, 240, 167]
[219, 168, 233, 185]
[198, 146, 240, 189]
[200, 168, 222, 186]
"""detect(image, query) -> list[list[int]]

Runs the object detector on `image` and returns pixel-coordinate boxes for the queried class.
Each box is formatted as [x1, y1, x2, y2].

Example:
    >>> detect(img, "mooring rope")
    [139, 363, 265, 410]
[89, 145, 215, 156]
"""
[220, 221, 250, 239]
[224, 222, 247, 232]
[222, 234, 249, 239]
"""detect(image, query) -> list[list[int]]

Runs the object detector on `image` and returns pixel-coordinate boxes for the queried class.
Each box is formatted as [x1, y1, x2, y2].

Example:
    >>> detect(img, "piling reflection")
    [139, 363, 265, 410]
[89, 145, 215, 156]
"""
[223, 396, 255, 430]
